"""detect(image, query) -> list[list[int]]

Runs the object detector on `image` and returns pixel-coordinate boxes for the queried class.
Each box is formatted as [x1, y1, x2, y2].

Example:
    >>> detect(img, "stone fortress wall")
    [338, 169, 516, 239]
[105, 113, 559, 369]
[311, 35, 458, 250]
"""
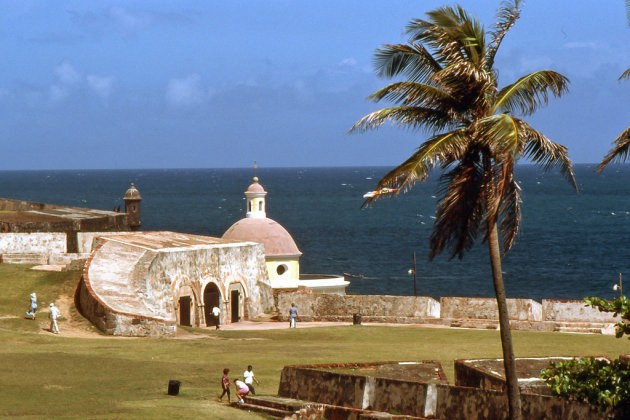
[75, 232, 274, 337]
[277, 292, 618, 333]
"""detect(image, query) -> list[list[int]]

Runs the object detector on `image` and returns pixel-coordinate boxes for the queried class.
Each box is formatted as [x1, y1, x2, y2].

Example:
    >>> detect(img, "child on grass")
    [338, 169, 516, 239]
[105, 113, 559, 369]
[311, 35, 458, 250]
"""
[219, 368, 230, 402]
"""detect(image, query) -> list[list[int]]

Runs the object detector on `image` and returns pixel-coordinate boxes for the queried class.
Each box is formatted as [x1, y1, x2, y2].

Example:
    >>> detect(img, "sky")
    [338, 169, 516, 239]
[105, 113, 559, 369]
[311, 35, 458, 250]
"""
[1, 0, 629, 170]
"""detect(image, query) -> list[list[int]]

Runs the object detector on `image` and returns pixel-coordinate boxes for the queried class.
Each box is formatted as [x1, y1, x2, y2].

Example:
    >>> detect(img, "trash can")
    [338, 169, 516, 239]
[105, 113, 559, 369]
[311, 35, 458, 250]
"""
[168, 379, 181, 396]
[353, 313, 362, 325]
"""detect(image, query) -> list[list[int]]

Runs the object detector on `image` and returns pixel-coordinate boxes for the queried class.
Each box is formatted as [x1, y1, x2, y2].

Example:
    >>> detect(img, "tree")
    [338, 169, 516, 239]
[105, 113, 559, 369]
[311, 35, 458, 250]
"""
[350, 2, 576, 418]
[596, 0, 630, 172]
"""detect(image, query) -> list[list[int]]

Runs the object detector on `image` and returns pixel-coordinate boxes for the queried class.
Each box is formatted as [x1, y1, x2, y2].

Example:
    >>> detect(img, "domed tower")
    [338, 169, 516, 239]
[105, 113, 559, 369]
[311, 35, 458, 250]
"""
[223, 177, 301, 289]
[123, 183, 142, 231]
[245, 176, 267, 218]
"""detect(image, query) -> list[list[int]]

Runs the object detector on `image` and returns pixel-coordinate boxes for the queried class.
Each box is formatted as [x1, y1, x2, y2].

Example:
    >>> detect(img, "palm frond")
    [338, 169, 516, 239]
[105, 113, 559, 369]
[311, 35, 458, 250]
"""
[429, 154, 486, 260]
[519, 121, 578, 190]
[477, 114, 520, 157]
[486, 1, 521, 70]
[367, 81, 454, 108]
[493, 70, 569, 116]
[407, 6, 485, 68]
[494, 158, 521, 254]
[374, 44, 441, 82]
[362, 129, 469, 206]
[596, 126, 630, 172]
[349, 106, 458, 134]
[620, 67, 630, 80]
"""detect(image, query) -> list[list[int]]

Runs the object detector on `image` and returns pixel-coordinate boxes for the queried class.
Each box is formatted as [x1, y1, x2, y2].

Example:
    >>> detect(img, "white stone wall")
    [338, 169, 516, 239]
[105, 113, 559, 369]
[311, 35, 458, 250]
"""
[542, 299, 618, 323]
[77, 231, 134, 253]
[147, 242, 272, 323]
[440, 297, 542, 321]
[0, 233, 66, 254]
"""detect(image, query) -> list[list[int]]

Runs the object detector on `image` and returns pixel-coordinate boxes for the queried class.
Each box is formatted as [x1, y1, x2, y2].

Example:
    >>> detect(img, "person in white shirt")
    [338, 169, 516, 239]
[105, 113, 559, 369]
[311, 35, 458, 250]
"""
[212, 306, 220, 330]
[243, 365, 260, 395]
[49, 303, 60, 334]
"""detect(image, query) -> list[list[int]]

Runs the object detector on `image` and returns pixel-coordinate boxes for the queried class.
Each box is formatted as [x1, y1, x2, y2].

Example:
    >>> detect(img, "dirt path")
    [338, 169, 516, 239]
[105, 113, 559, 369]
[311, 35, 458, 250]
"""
[27, 295, 450, 339]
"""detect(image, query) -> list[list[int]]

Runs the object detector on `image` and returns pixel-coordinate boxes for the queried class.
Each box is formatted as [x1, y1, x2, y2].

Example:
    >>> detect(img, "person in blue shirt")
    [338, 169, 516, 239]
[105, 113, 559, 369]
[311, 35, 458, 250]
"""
[25, 293, 37, 320]
[289, 303, 298, 328]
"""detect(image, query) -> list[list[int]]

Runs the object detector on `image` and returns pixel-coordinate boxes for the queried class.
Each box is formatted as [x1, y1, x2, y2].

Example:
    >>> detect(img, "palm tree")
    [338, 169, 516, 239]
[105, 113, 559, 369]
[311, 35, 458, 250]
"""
[350, 2, 576, 418]
[596, 0, 630, 171]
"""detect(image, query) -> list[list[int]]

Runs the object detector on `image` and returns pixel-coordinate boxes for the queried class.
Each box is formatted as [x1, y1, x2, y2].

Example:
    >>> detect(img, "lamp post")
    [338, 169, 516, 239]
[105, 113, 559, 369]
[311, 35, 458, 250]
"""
[613, 273, 623, 299]
[408, 251, 417, 297]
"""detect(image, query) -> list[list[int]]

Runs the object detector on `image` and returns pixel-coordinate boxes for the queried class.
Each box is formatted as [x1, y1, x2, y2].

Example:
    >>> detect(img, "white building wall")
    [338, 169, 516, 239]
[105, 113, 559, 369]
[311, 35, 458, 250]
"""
[0, 232, 66, 254]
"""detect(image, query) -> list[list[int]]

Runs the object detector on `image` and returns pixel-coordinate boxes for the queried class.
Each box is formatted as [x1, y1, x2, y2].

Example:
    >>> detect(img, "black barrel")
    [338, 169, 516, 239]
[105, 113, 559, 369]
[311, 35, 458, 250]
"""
[353, 313, 362, 325]
[168, 379, 181, 396]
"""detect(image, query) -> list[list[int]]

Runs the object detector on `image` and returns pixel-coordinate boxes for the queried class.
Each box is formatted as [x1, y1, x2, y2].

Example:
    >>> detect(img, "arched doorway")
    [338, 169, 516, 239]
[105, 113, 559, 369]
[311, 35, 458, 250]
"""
[203, 283, 221, 327]
[231, 290, 240, 322]
[179, 296, 192, 326]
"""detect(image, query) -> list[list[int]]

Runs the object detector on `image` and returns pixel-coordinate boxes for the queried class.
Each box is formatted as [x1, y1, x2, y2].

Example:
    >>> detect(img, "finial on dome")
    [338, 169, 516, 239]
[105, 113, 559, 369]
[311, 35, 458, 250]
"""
[253, 176, 259, 183]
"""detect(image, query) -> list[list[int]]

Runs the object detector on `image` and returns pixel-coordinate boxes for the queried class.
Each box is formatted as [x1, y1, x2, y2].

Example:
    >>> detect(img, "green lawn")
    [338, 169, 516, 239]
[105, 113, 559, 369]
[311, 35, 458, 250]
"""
[0, 265, 627, 419]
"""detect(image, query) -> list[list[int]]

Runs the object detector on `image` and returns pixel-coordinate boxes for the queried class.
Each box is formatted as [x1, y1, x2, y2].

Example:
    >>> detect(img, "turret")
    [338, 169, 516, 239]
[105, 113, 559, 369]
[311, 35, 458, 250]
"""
[245, 177, 267, 219]
[123, 183, 142, 231]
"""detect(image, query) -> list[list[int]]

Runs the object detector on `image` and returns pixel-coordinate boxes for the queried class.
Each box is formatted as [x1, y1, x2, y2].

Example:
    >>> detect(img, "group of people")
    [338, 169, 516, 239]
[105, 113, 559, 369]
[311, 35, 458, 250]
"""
[25, 292, 61, 334]
[219, 365, 260, 404]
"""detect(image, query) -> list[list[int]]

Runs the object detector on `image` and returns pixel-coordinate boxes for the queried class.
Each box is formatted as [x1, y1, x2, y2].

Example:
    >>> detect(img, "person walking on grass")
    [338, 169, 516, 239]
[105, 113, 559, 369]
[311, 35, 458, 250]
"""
[289, 303, 298, 328]
[25, 293, 37, 320]
[49, 303, 60, 334]
[243, 365, 260, 395]
[219, 368, 230, 402]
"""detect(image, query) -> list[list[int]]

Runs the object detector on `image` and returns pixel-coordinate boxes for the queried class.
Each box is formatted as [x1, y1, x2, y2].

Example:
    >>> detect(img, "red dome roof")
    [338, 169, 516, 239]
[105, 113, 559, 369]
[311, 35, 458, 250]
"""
[246, 177, 266, 194]
[223, 217, 301, 257]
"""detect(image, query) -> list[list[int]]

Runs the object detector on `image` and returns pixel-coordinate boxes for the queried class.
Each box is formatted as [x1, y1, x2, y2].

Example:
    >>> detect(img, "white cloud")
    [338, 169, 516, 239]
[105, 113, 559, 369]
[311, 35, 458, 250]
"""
[109, 6, 151, 31]
[166, 74, 208, 106]
[55, 60, 82, 85]
[87, 75, 114, 99]
[339, 58, 357, 67]
[49, 84, 69, 102]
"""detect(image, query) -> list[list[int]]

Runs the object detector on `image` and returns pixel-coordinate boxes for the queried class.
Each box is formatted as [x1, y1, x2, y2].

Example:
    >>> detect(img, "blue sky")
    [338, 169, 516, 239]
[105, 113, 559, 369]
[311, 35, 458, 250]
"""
[1, 0, 629, 169]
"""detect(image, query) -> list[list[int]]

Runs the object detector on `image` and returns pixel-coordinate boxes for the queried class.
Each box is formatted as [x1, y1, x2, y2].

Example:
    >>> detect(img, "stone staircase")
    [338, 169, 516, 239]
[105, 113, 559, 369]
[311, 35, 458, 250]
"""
[231, 395, 430, 419]
[1, 253, 48, 264]
[231, 396, 298, 418]
[553, 322, 608, 334]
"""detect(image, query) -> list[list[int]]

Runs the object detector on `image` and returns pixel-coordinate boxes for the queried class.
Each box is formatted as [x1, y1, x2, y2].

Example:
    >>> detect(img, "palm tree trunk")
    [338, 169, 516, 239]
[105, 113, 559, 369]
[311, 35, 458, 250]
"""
[487, 219, 522, 420]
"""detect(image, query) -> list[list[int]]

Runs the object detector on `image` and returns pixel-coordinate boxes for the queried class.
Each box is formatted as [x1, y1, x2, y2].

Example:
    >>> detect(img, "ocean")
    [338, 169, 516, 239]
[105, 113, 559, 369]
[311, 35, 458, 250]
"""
[1, 164, 628, 301]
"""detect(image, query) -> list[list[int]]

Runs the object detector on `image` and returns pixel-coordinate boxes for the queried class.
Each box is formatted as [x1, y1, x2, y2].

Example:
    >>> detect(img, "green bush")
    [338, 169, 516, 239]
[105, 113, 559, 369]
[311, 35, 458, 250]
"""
[541, 295, 630, 418]
[541, 358, 630, 417]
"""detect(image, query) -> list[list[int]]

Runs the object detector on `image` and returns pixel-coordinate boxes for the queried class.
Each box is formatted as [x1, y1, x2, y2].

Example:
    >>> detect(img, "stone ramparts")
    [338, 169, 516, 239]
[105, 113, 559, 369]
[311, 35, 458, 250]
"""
[542, 299, 617, 323]
[77, 232, 273, 336]
[0, 232, 66, 256]
[76, 240, 177, 336]
[277, 292, 440, 322]
[278, 363, 607, 419]
[276, 292, 617, 333]
[440, 297, 542, 321]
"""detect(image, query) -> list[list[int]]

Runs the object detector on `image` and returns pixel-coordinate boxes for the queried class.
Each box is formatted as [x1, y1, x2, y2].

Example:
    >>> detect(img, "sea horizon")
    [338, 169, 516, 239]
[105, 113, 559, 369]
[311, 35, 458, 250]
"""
[0, 164, 628, 302]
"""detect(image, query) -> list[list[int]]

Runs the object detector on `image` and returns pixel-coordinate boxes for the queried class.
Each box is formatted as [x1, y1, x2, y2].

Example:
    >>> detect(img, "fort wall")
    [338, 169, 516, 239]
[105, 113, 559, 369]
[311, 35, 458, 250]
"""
[0, 232, 67, 255]
[276, 292, 619, 329]
[278, 363, 608, 419]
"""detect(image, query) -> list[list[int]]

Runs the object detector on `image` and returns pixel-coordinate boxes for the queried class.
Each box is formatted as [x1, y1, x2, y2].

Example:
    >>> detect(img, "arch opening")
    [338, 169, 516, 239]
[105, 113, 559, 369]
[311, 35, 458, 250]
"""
[203, 283, 221, 327]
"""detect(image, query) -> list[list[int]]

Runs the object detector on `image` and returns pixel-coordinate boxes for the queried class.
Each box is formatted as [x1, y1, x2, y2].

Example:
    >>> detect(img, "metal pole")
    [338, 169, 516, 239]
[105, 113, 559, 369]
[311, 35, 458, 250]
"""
[413, 251, 417, 297]
[620, 273, 623, 299]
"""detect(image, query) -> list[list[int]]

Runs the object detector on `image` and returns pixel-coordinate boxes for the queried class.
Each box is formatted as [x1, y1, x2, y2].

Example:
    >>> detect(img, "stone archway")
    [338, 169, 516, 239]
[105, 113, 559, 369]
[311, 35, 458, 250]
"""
[203, 282, 221, 327]
[172, 278, 202, 327]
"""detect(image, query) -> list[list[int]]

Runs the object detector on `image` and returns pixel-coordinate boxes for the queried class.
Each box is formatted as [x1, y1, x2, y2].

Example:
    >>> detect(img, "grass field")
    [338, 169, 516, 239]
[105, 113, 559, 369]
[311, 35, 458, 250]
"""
[0, 265, 627, 419]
